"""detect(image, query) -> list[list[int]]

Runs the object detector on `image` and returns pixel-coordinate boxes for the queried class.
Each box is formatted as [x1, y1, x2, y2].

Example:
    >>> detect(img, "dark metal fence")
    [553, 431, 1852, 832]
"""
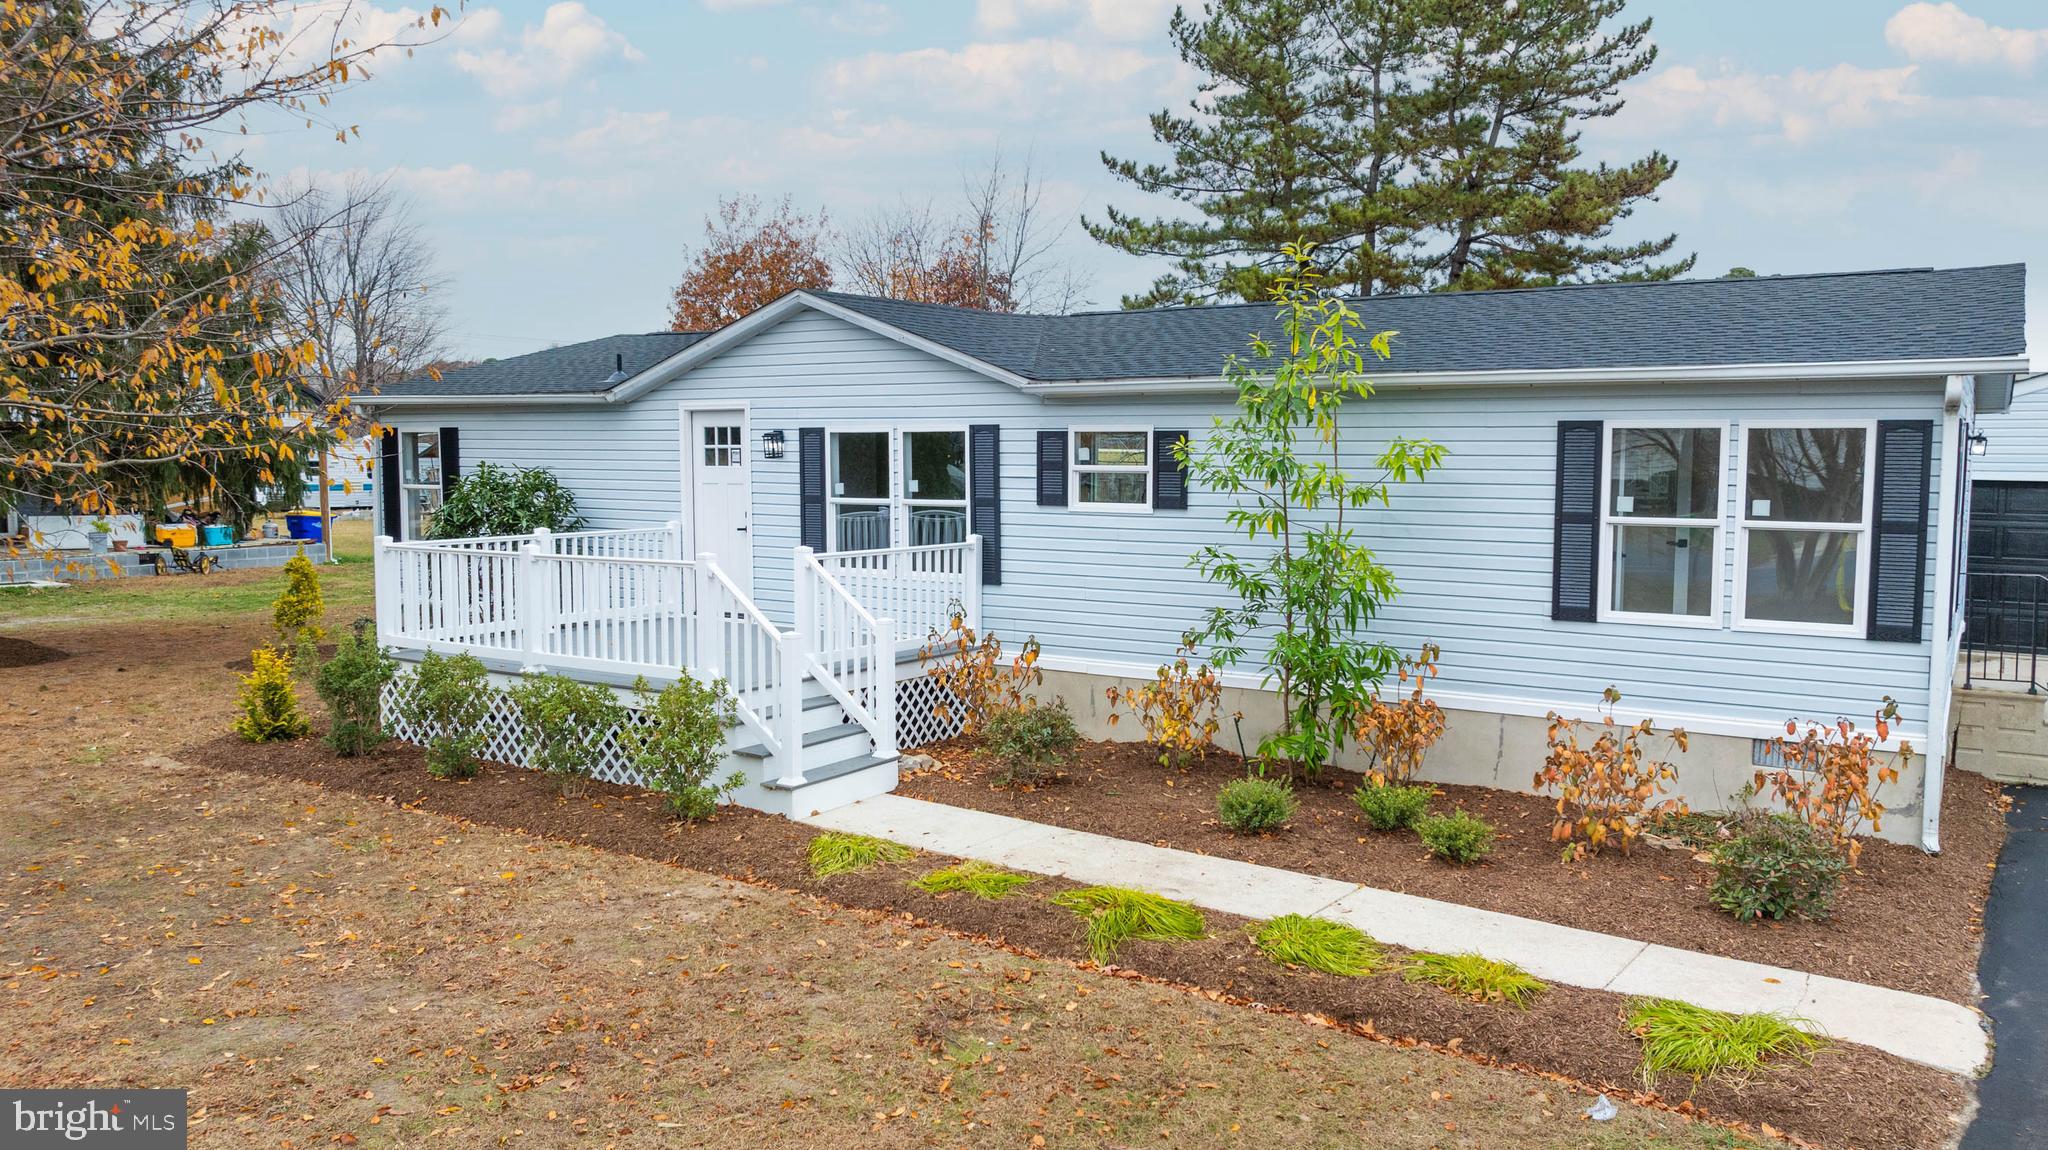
[1964, 571, 2048, 692]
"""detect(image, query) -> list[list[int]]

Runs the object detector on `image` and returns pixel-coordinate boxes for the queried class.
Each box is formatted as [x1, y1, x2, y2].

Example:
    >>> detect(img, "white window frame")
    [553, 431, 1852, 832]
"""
[1596, 419, 1729, 630]
[824, 423, 971, 551]
[399, 429, 443, 539]
[1070, 426, 1153, 514]
[1732, 418, 1878, 637]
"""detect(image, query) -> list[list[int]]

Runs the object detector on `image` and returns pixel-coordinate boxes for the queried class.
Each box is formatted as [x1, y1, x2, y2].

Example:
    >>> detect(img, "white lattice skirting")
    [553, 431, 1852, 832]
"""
[379, 668, 966, 786]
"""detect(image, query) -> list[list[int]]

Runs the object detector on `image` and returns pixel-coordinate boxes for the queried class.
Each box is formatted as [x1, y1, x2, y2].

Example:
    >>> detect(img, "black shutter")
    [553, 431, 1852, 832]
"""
[1868, 419, 1933, 642]
[1036, 430, 1068, 507]
[970, 423, 1001, 586]
[1154, 429, 1190, 510]
[798, 427, 826, 551]
[1552, 420, 1602, 622]
[438, 426, 460, 497]
[378, 429, 401, 541]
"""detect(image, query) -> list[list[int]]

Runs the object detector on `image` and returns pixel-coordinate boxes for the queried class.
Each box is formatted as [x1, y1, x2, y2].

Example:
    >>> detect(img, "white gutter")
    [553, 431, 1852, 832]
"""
[1025, 354, 2032, 398]
[1922, 375, 1969, 853]
[356, 391, 611, 409]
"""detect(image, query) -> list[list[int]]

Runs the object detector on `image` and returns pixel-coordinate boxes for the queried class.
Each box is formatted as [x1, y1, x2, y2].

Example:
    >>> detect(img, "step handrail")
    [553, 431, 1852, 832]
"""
[795, 545, 898, 760]
[695, 555, 791, 763]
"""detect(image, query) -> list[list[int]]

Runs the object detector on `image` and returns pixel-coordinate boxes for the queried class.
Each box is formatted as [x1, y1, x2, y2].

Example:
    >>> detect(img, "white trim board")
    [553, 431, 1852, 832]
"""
[1033, 651, 1929, 749]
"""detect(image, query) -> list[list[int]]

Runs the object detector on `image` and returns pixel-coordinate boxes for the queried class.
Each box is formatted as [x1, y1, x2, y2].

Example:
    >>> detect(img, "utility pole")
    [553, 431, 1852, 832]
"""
[318, 442, 335, 564]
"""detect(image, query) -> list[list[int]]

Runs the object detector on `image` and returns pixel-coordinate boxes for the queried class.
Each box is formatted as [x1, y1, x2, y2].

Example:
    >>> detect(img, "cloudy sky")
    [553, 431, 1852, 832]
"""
[244, 0, 2048, 363]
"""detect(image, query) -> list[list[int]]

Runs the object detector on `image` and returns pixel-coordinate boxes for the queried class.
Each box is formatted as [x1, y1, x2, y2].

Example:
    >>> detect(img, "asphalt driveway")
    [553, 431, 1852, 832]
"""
[1964, 785, 2048, 1149]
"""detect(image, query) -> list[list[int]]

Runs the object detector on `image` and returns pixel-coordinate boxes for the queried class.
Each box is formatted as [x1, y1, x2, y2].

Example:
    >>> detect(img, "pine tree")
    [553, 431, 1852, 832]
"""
[1403, 0, 1691, 289]
[1085, 0, 1428, 307]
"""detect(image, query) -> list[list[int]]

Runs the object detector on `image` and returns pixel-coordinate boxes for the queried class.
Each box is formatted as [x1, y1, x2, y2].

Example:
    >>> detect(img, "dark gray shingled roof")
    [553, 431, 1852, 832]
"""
[816, 264, 2026, 380]
[378, 331, 708, 397]
[376, 265, 2025, 398]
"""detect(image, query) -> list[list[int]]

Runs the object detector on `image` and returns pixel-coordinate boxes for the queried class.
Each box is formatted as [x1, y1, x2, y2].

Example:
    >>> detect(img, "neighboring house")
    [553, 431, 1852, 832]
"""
[356, 265, 2030, 850]
[302, 434, 378, 512]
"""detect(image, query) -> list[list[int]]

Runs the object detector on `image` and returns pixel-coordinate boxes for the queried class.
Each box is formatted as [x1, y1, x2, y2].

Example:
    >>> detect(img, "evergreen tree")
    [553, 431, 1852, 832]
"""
[1403, 0, 1690, 289]
[1085, 1, 1426, 308]
[1089, 0, 1690, 306]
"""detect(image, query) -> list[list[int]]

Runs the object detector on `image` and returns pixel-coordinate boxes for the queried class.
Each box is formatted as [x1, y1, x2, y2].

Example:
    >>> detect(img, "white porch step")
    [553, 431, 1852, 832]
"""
[729, 720, 869, 761]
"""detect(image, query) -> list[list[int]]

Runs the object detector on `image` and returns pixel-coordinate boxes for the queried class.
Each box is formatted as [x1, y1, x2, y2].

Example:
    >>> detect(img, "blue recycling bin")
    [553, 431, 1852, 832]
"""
[285, 511, 325, 542]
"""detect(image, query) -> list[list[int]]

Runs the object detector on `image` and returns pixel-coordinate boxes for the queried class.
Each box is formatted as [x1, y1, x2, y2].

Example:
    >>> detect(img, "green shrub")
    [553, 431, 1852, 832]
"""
[426, 461, 586, 539]
[395, 650, 493, 779]
[980, 699, 1079, 783]
[510, 672, 627, 796]
[1403, 952, 1545, 1006]
[1627, 998, 1821, 1086]
[809, 832, 913, 878]
[912, 861, 1034, 899]
[623, 673, 743, 820]
[1415, 809, 1494, 864]
[1352, 780, 1433, 831]
[1050, 886, 1206, 963]
[1251, 915, 1382, 976]
[313, 619, 397, 756]
[1217, 775, 1296, 833]
[233, 645, 311, 742]
[1708, 815, 1847, 923]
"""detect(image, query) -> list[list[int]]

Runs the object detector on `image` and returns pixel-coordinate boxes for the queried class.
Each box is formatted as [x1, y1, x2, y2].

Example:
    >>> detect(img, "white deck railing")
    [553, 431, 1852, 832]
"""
[813, 537, 980, 647]
[372, 526, 980, 782]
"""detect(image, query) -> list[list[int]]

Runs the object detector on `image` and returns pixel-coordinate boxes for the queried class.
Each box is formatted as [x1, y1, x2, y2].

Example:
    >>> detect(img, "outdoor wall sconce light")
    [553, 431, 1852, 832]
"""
[1969, 429, 1990, 458]
[761, 429, 786, 460]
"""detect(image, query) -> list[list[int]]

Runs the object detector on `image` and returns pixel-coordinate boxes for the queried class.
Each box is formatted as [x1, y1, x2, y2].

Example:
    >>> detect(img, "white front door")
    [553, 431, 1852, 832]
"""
[688, 409, 752, 595]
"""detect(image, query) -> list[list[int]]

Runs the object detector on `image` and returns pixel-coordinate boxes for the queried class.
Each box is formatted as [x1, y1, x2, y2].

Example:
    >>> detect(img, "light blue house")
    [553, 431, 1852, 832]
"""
[357, 265, 2030, 849]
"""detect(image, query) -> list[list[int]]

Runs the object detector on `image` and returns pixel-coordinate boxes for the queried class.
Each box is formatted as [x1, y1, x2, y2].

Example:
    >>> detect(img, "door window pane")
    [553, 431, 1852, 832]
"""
[1744, 528, 1858, 626]
[832, 432, 889, 499]
[904, 431, 966, 501]
[1612, 525, 1715, 617]
[1745, 427, 1865, 522]
[1611, 427, 1719, 518]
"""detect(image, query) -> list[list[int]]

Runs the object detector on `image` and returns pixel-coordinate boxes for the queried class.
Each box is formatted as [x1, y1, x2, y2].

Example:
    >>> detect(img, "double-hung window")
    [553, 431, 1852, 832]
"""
[1736, 422, 1873, 633]
[1071, 429, 1150, 511]
[399, 430, 442, 540]
[827, 427, 970, 550]
[1601, 424, 1723, 624]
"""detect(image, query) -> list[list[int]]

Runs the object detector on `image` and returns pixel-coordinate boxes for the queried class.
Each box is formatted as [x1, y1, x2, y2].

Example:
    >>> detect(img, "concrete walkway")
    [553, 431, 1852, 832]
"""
[800, 793, 1988, 1076]
[1962, 786, 2048, 1148]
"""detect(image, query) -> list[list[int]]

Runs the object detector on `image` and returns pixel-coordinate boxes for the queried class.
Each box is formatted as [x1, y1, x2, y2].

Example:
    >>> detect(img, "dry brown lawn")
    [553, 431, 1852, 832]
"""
[0, 578, 1751, 1148]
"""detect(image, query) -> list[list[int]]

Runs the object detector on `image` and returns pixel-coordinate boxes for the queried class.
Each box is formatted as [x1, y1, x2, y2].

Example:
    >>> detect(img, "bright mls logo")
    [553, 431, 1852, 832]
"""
[3, 1090, 186, 1148]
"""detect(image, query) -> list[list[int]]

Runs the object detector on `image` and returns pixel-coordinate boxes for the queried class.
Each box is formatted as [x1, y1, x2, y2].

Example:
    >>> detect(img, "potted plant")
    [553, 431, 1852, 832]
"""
[86, 518, 114, 554]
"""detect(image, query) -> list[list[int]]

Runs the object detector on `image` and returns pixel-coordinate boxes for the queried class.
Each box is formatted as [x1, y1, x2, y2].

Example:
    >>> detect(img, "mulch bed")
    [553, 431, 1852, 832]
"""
[182, 730, 1972, 1150]
[0, 634, 67, 669]
[897, 739, 2006, 1004]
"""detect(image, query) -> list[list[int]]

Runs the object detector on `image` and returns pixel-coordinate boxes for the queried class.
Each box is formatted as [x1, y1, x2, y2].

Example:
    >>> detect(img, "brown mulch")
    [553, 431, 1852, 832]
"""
[0, 634, 66, 669]
[223, 643, 336, 671]
[183, 731, 1972, 1150]
[897, 739, 2005, 1004]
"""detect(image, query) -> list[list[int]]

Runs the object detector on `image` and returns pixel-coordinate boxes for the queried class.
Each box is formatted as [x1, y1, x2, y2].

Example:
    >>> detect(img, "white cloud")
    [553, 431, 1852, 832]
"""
[385, 163, 539, 204]
[1885, 2, 2048, 71]
[453, 2, 643, 98]
[975, 0, 1175, 41]
[825, 1, 895, 36]
[233, 1, 454, 74]
[827, 38, 1165, 112]
[701, 0, 787, 8]
[1620, 61, 1922, 144]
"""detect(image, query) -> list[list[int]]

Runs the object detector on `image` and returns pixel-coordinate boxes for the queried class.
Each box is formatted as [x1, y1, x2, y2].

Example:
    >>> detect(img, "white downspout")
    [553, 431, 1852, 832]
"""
[1922, 375, 1967, 852]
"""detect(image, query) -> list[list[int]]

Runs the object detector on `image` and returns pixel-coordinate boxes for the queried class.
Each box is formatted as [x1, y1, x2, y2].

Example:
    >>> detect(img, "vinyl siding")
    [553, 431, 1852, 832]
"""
[383, 307, 1950, 736]
[1971, 379, 2048, 483]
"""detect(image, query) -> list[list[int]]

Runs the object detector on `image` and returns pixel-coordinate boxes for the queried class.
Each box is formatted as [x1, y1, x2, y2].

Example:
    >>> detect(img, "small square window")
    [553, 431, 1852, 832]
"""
[1072, 429, 1150, 511]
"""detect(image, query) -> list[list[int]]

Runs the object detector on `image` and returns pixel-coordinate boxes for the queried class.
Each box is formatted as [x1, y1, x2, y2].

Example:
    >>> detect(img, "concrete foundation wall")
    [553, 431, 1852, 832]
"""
[1036, 666, 1929, 846]
[1953, 686, 2048, 784]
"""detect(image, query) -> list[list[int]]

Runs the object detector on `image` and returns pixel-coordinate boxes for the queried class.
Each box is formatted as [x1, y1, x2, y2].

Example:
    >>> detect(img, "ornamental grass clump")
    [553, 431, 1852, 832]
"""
[1051, 886, 1206, 963]
[313, 619, 396, 756]
[808, 832, 913, 878]
[1415, 809, 1495, 865]
[1216, 774, 1296, 833]
[233, 644, 310, 742]
[1251, 915, 1383, 976]
[1627, 999, 1822, 1087]
[1403, 952, 1545, 1006]
[912, 861, 1034, 900]
[1709, 814, 1848, 923]
[1352, 780, 1433, 831]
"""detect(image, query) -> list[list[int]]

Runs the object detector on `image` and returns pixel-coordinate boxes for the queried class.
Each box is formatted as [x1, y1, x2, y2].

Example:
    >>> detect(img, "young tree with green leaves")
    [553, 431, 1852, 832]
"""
[1185, 244, 1445, 775]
